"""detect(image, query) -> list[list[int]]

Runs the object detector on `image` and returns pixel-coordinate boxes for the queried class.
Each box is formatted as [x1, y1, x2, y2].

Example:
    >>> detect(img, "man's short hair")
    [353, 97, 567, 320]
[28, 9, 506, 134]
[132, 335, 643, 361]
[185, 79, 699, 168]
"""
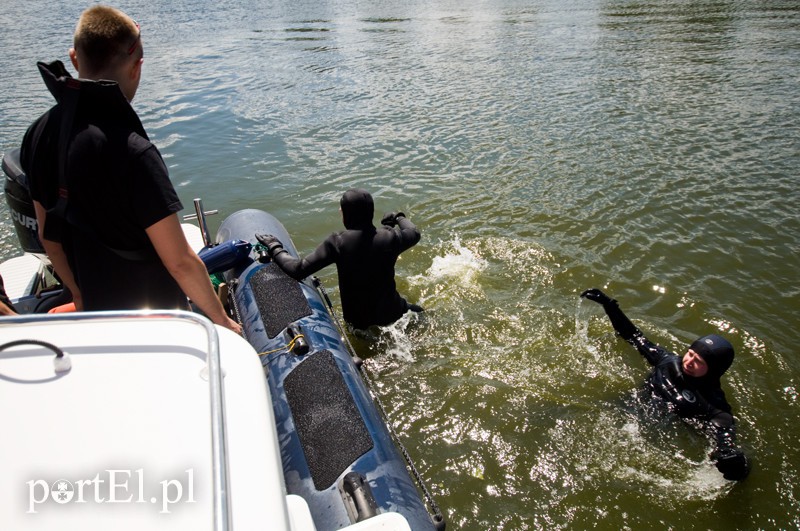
[73, 5, 140, 73]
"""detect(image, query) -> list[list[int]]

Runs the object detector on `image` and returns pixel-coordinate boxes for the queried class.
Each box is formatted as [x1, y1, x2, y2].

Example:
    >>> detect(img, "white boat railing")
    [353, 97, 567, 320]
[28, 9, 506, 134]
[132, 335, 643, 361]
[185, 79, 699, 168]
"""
[0, 309, 232, 531]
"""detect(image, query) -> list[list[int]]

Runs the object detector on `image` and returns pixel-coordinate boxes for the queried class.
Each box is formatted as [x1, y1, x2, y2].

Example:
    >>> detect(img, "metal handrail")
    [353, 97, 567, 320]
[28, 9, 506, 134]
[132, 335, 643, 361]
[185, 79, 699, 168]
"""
[0, 309, 231, 531]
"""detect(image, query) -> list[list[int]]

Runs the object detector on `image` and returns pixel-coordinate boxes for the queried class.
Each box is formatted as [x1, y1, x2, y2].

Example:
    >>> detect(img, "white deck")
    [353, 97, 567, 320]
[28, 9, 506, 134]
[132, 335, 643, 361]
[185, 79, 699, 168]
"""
[0, 253, 45, 300]
[0, 311, 299, 530]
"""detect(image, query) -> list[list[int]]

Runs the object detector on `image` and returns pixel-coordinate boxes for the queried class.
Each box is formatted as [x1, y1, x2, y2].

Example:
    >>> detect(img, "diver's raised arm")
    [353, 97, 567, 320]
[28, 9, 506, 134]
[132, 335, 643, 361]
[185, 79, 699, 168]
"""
[581, 288, 641, 342]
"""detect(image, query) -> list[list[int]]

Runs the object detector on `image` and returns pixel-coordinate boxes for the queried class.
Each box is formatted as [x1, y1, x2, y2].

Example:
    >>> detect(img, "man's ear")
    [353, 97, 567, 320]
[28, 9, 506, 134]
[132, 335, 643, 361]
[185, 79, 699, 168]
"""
[69, 48, 79, 72]
[129, 57, 143, 81]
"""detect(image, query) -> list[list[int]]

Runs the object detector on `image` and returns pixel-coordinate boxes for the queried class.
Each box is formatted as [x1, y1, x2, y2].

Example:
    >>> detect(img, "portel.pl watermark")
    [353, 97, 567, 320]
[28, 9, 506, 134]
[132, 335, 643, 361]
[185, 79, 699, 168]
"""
[26, 468, 196, 514]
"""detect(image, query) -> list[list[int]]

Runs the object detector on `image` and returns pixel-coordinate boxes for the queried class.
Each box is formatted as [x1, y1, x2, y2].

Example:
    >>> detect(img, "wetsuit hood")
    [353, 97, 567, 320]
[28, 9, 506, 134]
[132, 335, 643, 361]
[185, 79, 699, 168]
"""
[690, 334, 734, 380]
[36, 60, 146, 138]
[340, 188, 375, 230]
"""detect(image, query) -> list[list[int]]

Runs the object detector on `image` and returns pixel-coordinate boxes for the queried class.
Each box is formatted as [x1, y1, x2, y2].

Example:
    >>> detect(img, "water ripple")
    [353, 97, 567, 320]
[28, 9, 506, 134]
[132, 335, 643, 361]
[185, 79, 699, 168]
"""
[2, 0, 799, 527]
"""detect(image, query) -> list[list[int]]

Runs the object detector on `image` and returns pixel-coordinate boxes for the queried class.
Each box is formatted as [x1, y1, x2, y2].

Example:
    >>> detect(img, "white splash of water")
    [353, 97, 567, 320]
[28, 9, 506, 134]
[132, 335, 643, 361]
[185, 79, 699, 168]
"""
[414, 236, 487, 284]
[376, 310, 417, 362]
[575, 297, 600, 358]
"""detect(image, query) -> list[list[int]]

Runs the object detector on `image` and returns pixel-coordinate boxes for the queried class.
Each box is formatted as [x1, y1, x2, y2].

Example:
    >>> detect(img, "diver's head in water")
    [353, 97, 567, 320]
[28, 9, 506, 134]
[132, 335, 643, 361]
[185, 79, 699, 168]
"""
[340, 188, 375, 230]
[682, 334, 734, 379]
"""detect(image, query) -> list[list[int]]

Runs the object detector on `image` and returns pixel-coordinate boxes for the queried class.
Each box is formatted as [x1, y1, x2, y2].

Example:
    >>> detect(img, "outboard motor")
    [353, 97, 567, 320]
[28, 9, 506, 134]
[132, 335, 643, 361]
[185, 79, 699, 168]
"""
[2, 148, 45, 255]
[1, 148, 69, 313]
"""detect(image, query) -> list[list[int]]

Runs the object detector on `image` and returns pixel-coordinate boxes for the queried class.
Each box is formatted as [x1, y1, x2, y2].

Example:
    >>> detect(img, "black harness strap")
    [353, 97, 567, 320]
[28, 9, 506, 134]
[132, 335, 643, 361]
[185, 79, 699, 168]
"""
[53, 77, 80, 221]
[50, 78, 153, 262]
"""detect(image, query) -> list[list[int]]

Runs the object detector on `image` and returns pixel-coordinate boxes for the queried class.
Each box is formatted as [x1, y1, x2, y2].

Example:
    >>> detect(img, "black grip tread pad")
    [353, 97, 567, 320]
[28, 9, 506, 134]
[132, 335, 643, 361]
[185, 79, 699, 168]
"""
[284, 350, 374, 490]
[249, 263, 312, 339]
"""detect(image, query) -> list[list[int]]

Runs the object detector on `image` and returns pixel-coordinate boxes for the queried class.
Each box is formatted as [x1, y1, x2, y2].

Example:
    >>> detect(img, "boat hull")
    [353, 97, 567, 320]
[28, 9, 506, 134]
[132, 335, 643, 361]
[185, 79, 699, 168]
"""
[216, 209, 434, 530]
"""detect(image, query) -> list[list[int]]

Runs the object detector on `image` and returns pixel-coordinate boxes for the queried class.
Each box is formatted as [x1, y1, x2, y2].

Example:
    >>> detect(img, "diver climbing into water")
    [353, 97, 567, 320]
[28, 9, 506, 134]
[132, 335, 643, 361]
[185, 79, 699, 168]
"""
[581, 288, 750, 481]
[257, 188, 423, 330]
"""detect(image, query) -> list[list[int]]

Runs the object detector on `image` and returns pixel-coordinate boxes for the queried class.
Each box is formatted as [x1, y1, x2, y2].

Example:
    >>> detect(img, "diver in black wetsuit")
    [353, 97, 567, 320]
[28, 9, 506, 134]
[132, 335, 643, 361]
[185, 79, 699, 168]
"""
[257, 189, 422, 330]
[581, 288, 750, 481]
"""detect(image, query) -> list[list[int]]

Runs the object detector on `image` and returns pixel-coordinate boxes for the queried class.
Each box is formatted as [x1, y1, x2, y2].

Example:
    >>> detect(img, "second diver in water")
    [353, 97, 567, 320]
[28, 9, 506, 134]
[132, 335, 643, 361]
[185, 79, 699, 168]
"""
[581, 288, 749, 481]
[257, 188, 422, 330]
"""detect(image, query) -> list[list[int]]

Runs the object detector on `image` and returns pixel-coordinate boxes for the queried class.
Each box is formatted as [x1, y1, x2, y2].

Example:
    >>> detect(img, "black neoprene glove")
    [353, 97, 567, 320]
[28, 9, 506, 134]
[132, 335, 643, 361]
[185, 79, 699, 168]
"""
[580, 288, 617, 307]
[713, 449, 750, 481]
[380, 211, 406, 227]
[256, 233, 285, 258]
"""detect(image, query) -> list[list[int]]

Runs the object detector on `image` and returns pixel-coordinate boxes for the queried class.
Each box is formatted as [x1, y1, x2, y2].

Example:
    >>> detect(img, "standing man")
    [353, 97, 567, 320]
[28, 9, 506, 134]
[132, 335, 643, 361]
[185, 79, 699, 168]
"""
[20, 5, 239, 333]
[257, 188, 422, 329]
[581, 288, 749, 481]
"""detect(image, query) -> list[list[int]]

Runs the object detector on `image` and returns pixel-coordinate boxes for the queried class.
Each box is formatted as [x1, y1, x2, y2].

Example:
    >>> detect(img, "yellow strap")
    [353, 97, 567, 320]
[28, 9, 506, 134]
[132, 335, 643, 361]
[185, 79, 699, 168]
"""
[258, 335, 306, 357]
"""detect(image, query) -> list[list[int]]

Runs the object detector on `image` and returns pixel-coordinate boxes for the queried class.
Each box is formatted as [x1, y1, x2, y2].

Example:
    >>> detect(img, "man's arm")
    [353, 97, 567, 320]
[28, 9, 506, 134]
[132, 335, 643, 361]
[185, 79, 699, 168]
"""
[257, 233, 335, 280]
[0, 274, 16, 315]
[581, 288, 641, 340]
[33, 201, 83, 311]
[581, 288, 669, 366]
[0, 301, 16, 316]
[0, 293, 16, 317]
[395, 214, 421, 251]
[382, 212, 421, 251]
[708, 413, 750, 481]
[146, 214, 241, 334]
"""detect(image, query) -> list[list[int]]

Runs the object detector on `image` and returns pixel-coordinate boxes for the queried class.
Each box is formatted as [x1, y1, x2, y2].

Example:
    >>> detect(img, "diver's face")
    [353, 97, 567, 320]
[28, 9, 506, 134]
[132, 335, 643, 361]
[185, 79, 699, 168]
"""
[682, 349, 709, 377]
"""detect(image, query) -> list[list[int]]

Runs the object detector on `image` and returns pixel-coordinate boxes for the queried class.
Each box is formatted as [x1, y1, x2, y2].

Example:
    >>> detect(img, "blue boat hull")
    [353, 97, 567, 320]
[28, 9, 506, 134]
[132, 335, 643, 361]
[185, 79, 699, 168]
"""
[216, 209, 436, 530]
